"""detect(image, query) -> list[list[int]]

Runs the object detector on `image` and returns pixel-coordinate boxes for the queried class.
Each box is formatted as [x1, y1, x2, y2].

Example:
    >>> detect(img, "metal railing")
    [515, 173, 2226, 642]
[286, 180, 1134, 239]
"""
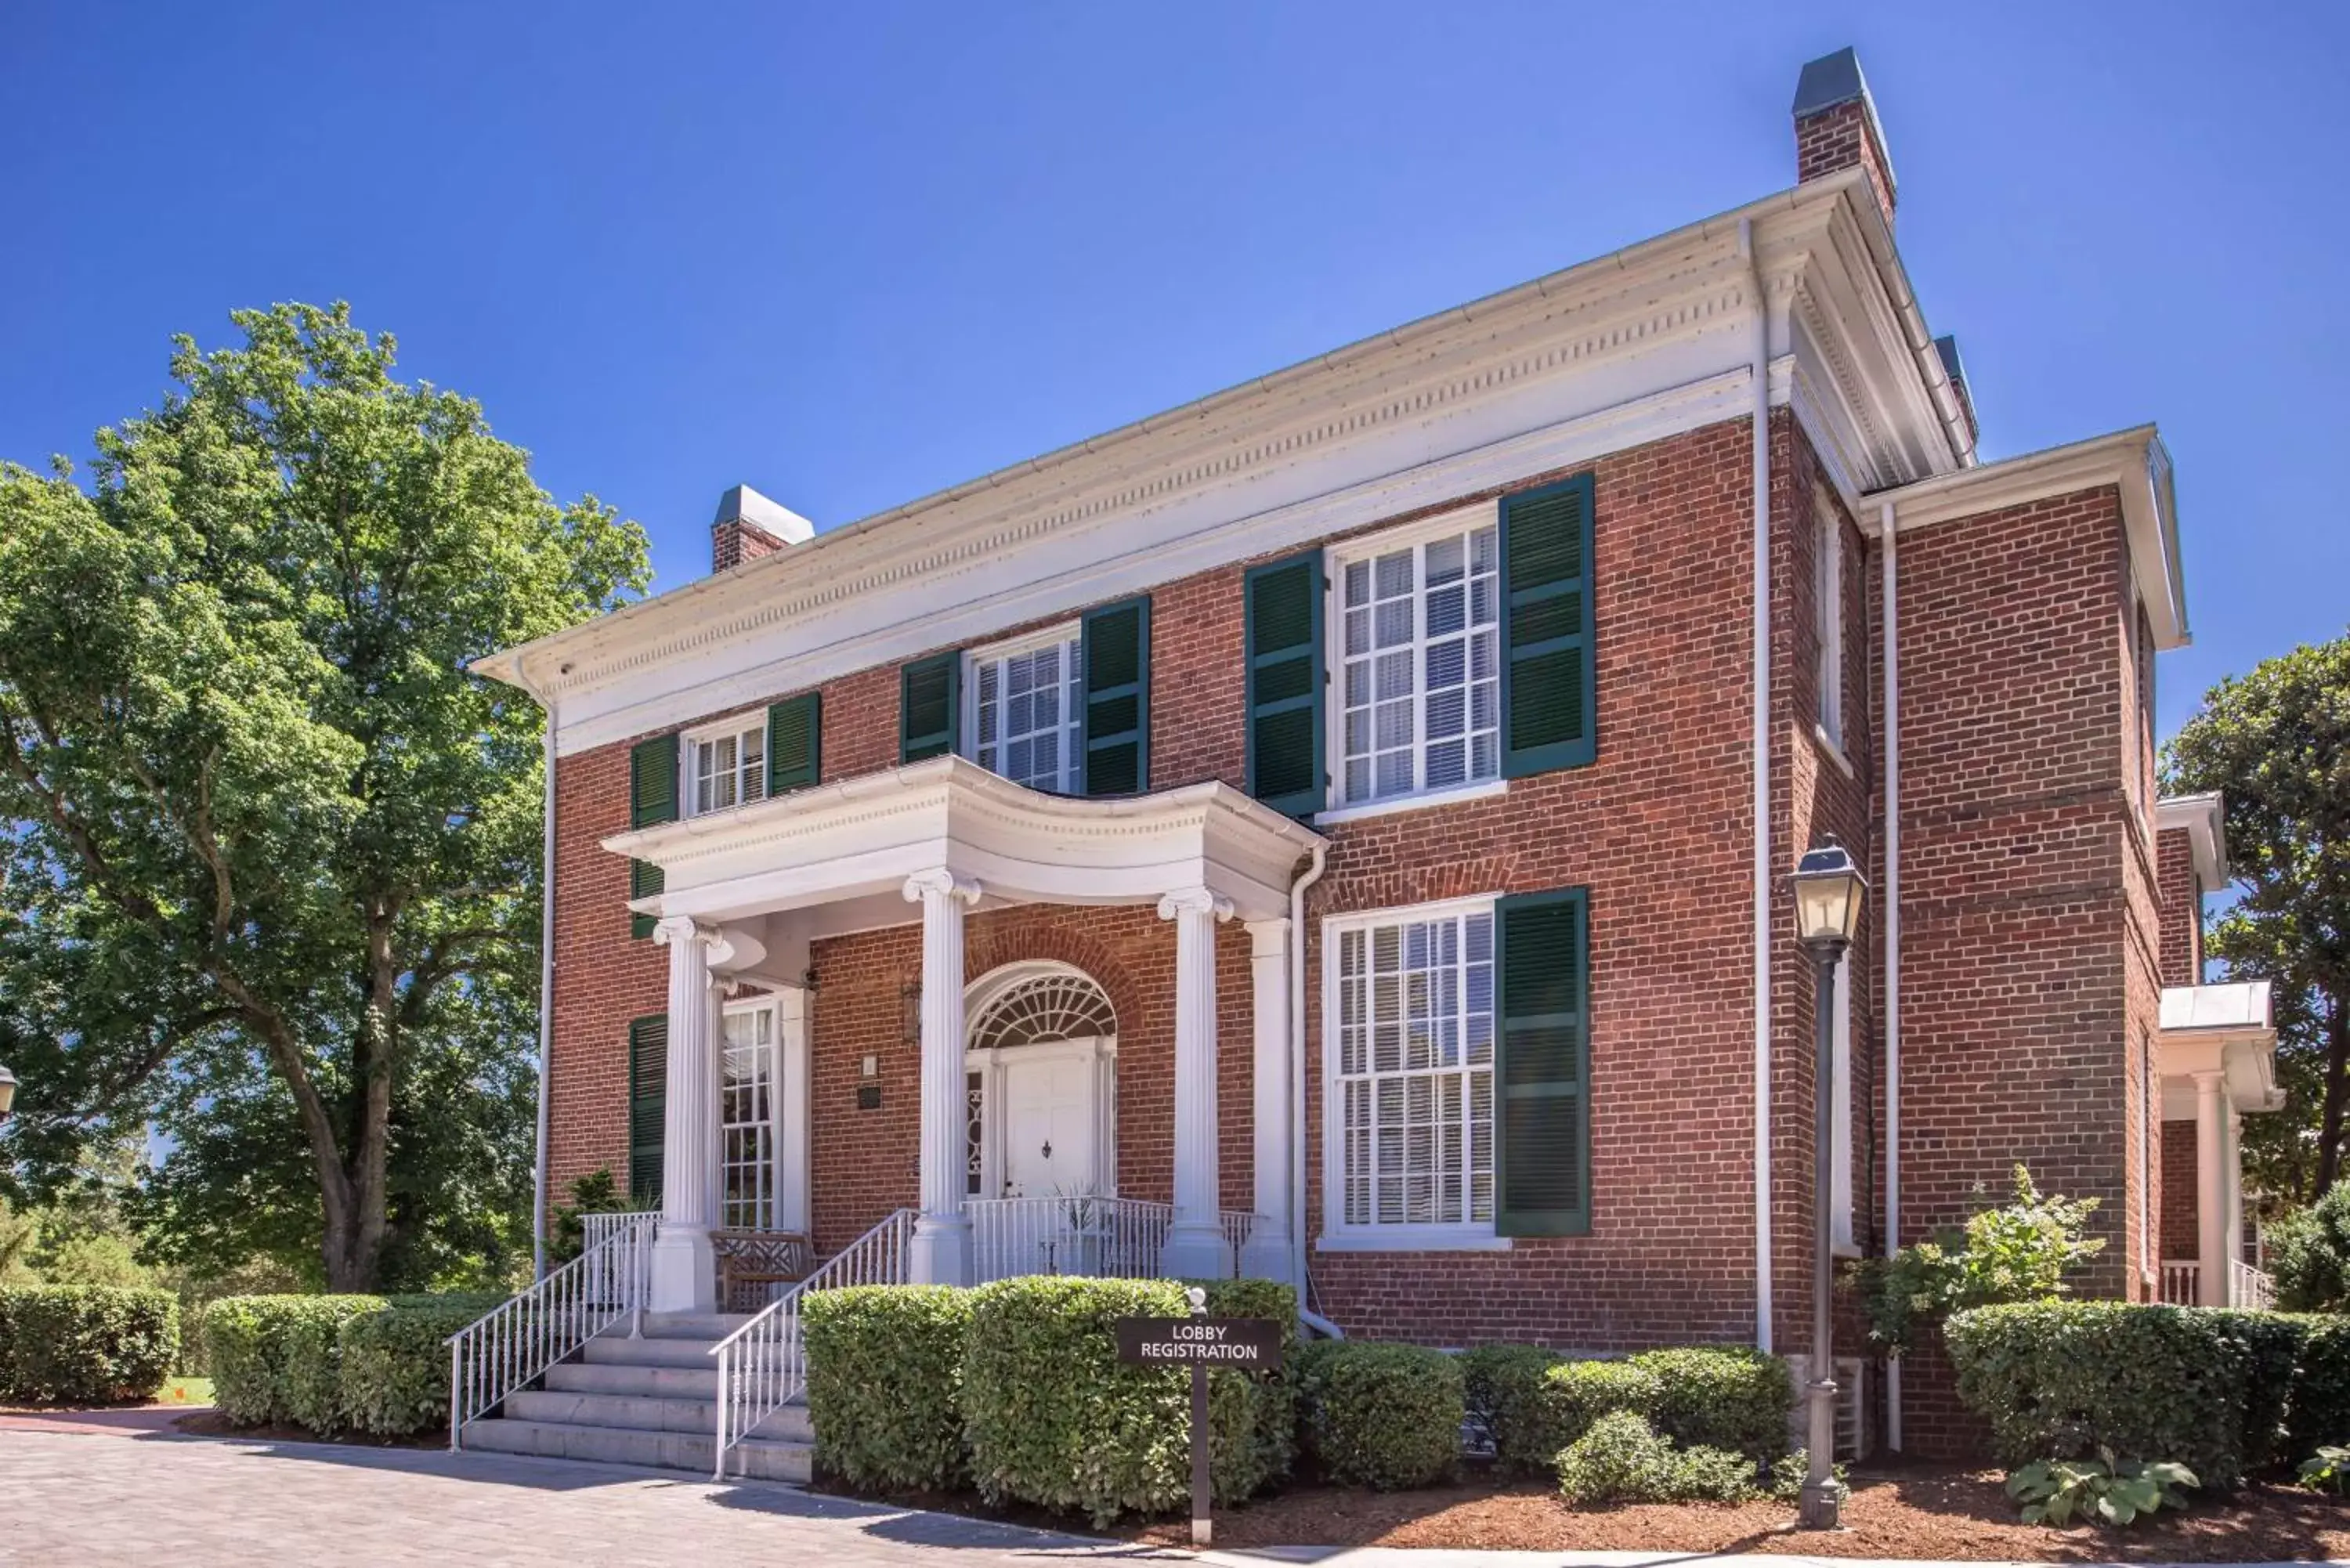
[967, 1197, 1260, 1283]
[710, 1208, 914, 1480]
[2160, 1259, 2200, 1305]
[448, 1214, 656, 1450]
[581, 1209, 656, 1255]
[2234, 1259, 2277, 1311]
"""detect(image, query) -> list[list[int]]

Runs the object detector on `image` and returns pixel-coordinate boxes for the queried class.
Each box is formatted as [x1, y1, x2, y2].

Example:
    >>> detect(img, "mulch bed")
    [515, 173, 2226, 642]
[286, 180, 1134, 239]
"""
[826, 1458, 2350, 1560]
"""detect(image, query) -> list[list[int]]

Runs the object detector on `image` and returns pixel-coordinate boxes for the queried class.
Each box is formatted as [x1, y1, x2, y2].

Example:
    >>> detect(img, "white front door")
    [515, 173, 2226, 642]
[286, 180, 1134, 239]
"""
[1000, 1052, 1098, 1198]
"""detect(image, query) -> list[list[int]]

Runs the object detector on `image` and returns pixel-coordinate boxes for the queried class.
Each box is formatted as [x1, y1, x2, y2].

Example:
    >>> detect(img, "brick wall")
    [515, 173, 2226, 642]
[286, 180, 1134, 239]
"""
[711, 518, 789, 573]
[2162, 1118, 2199, 1262]
[2157, 828, 2203, 987]
[1796, 99, 1895, 227]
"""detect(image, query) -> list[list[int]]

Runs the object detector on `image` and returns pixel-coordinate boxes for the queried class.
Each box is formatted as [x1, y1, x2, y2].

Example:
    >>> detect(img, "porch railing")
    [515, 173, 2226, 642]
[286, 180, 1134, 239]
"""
[2233, 1259, 2277, 1311]
[2160, 1259, 2200, 1305]
[581, 1209, 656, 1255]
[967, 1196, 1258, 1284]
[710, 1208, 915, 1480]
[447, 1213, 656, 1450]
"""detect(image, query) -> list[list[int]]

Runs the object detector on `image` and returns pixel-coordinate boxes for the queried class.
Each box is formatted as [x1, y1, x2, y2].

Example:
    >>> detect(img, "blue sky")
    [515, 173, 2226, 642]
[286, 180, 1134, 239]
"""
[5, 2, 2343, 739]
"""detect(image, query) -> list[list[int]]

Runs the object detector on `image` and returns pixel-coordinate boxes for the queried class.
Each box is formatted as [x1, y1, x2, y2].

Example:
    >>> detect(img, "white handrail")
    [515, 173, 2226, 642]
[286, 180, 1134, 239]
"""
[710, 1208, 914, 1479]
[447, 1214, 656, 1450]
[581, 1209, 656, 1255]
[2233, 1259, 2276, 1311]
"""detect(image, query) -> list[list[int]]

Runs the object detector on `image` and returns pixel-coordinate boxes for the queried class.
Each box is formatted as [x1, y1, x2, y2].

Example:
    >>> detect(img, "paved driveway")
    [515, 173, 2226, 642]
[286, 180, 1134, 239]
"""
[0, 1426, 1134, 1567]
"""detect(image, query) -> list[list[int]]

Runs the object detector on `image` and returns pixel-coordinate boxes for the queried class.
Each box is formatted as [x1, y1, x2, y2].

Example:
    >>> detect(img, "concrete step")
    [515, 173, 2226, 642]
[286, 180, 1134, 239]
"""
[544, 1361, 718, 1400]
[638, 1311, 754, 1340]
[461, 1417, 810, 1483]
[579, 1335, 725, 1370]
[503, 1389, 715, 1435]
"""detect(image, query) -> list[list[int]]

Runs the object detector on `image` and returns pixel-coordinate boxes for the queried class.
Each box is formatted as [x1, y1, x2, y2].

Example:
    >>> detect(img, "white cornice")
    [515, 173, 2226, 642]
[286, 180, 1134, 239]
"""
[1872, 425, 2190, 649]
[2157, 792, 2229, 885]
[479, 171, 1976, 753]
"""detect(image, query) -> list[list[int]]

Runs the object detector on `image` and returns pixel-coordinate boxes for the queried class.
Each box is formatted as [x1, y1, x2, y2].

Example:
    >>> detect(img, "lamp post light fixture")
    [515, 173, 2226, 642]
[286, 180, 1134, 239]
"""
[1790, 840, 1865, 1531]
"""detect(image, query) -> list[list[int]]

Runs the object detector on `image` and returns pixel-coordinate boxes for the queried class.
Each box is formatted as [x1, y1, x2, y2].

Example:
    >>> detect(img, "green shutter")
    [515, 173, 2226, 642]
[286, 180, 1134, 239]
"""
[1499, 474, 1597, 775]
[1244, 551, 1325, 818]
[1079, 596, 1151, 797]
[900, 651, 961, 762]
[1495, 887, 1591, 1237]
[630, 732, 679, 827]
[768, 692, 822, 794]
[627, 1013, 667, 1208]
[629, 858, 663, 941]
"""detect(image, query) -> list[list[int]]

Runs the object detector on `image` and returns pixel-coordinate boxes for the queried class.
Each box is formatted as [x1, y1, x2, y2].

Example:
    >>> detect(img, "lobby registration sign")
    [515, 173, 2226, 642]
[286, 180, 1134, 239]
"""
[1114, 1290, 1284, 1546]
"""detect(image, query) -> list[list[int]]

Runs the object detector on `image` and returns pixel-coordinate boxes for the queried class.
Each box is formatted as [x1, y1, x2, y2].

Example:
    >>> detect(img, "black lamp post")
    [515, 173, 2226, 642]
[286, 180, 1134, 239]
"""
[1790, 840, 1865, 1530]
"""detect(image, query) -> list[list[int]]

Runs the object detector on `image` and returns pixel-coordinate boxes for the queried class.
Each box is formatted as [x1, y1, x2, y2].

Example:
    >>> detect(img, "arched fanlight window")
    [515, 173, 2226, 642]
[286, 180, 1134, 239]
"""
[968, 970, 1117, 1052]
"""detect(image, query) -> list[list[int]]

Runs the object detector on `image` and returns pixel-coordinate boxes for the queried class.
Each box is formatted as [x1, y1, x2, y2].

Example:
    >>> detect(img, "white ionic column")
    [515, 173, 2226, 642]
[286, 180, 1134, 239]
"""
[904, 869, 981, 1285]
[778, 985, 812, 1238]
[2224, 1104, 2246, 1302]
[1240, 919, 1295, 1281]
[650, 916, 725, 1312]
[1161, 886, 1235, 1279]
[2195, 1070, 2227, 1306]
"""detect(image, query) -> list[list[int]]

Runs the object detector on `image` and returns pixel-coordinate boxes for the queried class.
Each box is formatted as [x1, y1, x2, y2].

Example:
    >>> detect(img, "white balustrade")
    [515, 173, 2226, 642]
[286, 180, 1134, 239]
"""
[2160, 1259, 2200, 1305]
[965, 1196, 1259, 1284]
[2233, 1259, 2276, 1311]
[711, 1208, 915, 1480]
[580, 1211, 655, 1255]
[447, 1215, 656, 1449]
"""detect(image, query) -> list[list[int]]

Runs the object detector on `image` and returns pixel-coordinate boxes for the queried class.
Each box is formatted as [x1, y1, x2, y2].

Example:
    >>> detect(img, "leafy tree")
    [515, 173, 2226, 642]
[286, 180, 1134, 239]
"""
[0, 302, 647, 1290]
[2166, 632, 2350, 1201]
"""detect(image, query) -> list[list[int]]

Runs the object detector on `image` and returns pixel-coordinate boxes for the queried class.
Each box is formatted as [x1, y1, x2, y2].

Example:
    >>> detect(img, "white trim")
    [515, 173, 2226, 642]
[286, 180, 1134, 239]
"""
[1829, 950, 1854, 1252]
[1314, 779, 1508, 828]
[1744, 217, 1775, 1356]
[961, 622, 1083, 795]
[681, 711, 769, 819]
[718, 992, 781, 1231]
[1878, 496, 1904, 1451]
[2157, 793, 2229, 887]
[1318, 892, 1504, 1252]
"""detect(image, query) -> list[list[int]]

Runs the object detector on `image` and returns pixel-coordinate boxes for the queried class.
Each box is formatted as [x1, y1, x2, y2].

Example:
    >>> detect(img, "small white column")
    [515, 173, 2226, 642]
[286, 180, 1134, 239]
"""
[778, 985, 813, 1238]
[1161, 886, 1235, 1279]
[650, 916, 725, 1312]
[2224, 1103, 2246, 1302]
[1240, 919, 1295, 1281]
[905, 869, 981, 1285]
[2195, 1070, 2227, 1307]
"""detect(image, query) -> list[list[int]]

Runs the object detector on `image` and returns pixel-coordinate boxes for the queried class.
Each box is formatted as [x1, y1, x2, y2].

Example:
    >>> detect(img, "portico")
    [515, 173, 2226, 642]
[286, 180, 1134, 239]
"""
[606, 755, 1323, 1309]
[2158, 981, 2281, 1308]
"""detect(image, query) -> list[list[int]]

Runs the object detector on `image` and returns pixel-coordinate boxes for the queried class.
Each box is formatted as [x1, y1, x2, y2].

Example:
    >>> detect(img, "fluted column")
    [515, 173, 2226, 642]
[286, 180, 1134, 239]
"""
[1161, 886, 1235, 1279]
[2195, 1070, 2226, 1306]
[778, 984, 812, 1238]
[905, 869, 981, 1285]
[1240, 919, 1294, 1281]
[650, 916, 727, 1312]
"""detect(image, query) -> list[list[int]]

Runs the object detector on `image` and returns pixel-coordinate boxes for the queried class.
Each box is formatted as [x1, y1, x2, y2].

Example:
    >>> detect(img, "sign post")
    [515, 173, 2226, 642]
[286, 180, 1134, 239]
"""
[1114, 1291, 1284, 1549]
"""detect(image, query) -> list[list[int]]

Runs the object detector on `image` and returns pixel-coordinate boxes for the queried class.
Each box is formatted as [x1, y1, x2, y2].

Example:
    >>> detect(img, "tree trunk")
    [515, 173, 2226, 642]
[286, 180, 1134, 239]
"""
[2317, 992, 2350, 1198]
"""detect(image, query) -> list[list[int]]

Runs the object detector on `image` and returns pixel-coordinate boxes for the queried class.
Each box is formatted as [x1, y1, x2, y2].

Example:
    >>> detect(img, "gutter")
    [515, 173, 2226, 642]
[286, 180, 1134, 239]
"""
[1878, 498, 1903, 1450]
[1289, 843, 1336, 1338]
[1742, 218, 1775, 1354]
[511, 664, 560, 1281]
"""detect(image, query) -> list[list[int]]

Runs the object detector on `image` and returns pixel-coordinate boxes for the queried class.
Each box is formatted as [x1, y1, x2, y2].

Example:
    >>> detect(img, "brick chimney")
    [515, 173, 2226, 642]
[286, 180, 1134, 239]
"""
[1934, 334, 1979, 449]
[1793, 47, 1896, 229]
[711, 483, 814, 573]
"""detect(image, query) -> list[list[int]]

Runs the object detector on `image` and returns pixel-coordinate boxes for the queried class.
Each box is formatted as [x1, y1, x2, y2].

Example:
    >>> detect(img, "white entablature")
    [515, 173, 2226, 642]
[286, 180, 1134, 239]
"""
[606, 755, 1325, 931]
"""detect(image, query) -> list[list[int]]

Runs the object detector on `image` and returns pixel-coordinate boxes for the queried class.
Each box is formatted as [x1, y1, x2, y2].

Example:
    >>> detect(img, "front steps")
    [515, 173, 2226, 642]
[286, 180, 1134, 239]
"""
[458, 1310, 812, 1483]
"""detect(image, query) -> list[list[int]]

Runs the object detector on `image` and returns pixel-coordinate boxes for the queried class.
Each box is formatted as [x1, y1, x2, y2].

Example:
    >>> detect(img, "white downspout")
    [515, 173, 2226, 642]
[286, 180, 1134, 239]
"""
[1743, 218, 1775, 1353]
[514, 662, 560, 1281]
[1878, 498, 1903, 1450]
[1289, 842, 1338, 1339]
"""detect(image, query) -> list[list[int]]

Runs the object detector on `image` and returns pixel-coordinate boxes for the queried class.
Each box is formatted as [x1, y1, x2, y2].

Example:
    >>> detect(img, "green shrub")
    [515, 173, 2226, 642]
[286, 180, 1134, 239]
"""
[203, 1295, 387, 1427]
[804, 1285, 974, 1490]
[1300, 1341, 1462, 1490]
[1513, 1359, 1662, 1476]
[2268, 1186, 2350, 1313]
[1853, 1165, 2104, 1354]
[1947, 1301, 2298, 1489]
[1555, 1409, 1757, 1506]
[2005, 1451, 2197, 1526]
[339, 1297, 499, 1437]
[2290, 1315, 2350, 1458]
[2299, 1446, 2350, 1495]
[0, 1285, 179, 1404]
[1460, 1345, 1560, 1471]
[1629, 1346, 1791, 1461]
[960, 1277, 1267, 1525]
[1194, 1277, 1298, 1495]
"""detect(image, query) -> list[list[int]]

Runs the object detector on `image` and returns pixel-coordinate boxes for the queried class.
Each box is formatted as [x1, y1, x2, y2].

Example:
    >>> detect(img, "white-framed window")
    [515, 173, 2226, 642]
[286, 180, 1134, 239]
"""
[1328, 510, 1502, 813]
[964, 624, 1082, 794]
[685, 715, 767, 817]
[1830, 950, 1855, 1252]
[720, 998, 779, 1230]
[1320, 894, 1506, 1251]
[1814, 493, 1844, 750]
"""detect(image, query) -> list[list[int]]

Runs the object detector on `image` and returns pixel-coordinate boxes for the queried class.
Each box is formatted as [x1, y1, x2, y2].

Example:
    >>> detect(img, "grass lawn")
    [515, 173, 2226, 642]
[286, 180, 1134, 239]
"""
[154, 1376, 214, 1407]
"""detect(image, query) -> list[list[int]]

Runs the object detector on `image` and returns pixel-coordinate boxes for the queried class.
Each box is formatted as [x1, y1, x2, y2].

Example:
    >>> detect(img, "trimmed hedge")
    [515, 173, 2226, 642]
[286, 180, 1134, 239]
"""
[1555, 1408, 1758, 1507]
[0, 1285, 180, 1404]
[1946, 1301, 2298, 1489]
[2290, 1315, 2350, 1458]
[804, 1285, 975, 1490]
[1460, 1345, 1561, 1472]
[1523, 1358, 1665, 1473]
[204, 1292, 503, 1435]
[341, 1297, 498, 1437]
[1296, 1341, 1462, 1490]
[1632, 1346, 1791, 1461]
[1197, 1277, 1299, 1495]
[960, 1277, 1271, 1525]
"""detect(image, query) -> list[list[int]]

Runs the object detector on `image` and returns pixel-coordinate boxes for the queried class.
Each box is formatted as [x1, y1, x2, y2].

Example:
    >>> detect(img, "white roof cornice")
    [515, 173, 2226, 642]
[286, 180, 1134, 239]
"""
[2157, 792, 2229, 884]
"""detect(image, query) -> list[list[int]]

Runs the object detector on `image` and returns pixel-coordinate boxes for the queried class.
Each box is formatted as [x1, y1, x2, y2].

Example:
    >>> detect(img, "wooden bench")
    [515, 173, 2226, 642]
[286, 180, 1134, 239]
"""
[710, 1230, 814, 1312]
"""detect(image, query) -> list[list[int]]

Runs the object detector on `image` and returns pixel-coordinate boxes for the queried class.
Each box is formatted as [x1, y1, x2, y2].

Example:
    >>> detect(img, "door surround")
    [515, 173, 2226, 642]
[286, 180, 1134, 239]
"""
[964, 961, 1119, 1201]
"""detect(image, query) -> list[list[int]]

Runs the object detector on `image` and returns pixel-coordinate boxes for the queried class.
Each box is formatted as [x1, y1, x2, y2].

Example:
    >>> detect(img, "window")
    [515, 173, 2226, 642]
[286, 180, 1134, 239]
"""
[1815, 495, 1844, 750]
[687, 717, 766, 817]
[720, 1001, 777, 1230]
[1325, 898, 1499, 1245]
[965, 627, 1082, 793]
[1332, 518, 1502, 807]
[1830, 951, 1854, 1251]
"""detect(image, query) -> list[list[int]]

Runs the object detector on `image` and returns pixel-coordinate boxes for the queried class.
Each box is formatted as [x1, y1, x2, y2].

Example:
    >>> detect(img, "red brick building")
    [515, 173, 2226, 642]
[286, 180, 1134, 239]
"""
[473, 48, 2275, 1461]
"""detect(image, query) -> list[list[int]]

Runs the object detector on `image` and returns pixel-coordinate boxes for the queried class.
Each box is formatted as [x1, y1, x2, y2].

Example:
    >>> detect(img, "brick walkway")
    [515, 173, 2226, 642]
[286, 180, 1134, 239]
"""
[0, 1427, 1125, 1566]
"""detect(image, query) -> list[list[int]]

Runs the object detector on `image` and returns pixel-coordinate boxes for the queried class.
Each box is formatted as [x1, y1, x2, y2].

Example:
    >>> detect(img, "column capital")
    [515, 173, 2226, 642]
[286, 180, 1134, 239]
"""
[652, 915, 722, 951]
[902, 869, 982, 906]
[2193, 1069, 2225, 1093]
[1245, 917, 1292, 958]
[1159, 887, 1235, 923]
